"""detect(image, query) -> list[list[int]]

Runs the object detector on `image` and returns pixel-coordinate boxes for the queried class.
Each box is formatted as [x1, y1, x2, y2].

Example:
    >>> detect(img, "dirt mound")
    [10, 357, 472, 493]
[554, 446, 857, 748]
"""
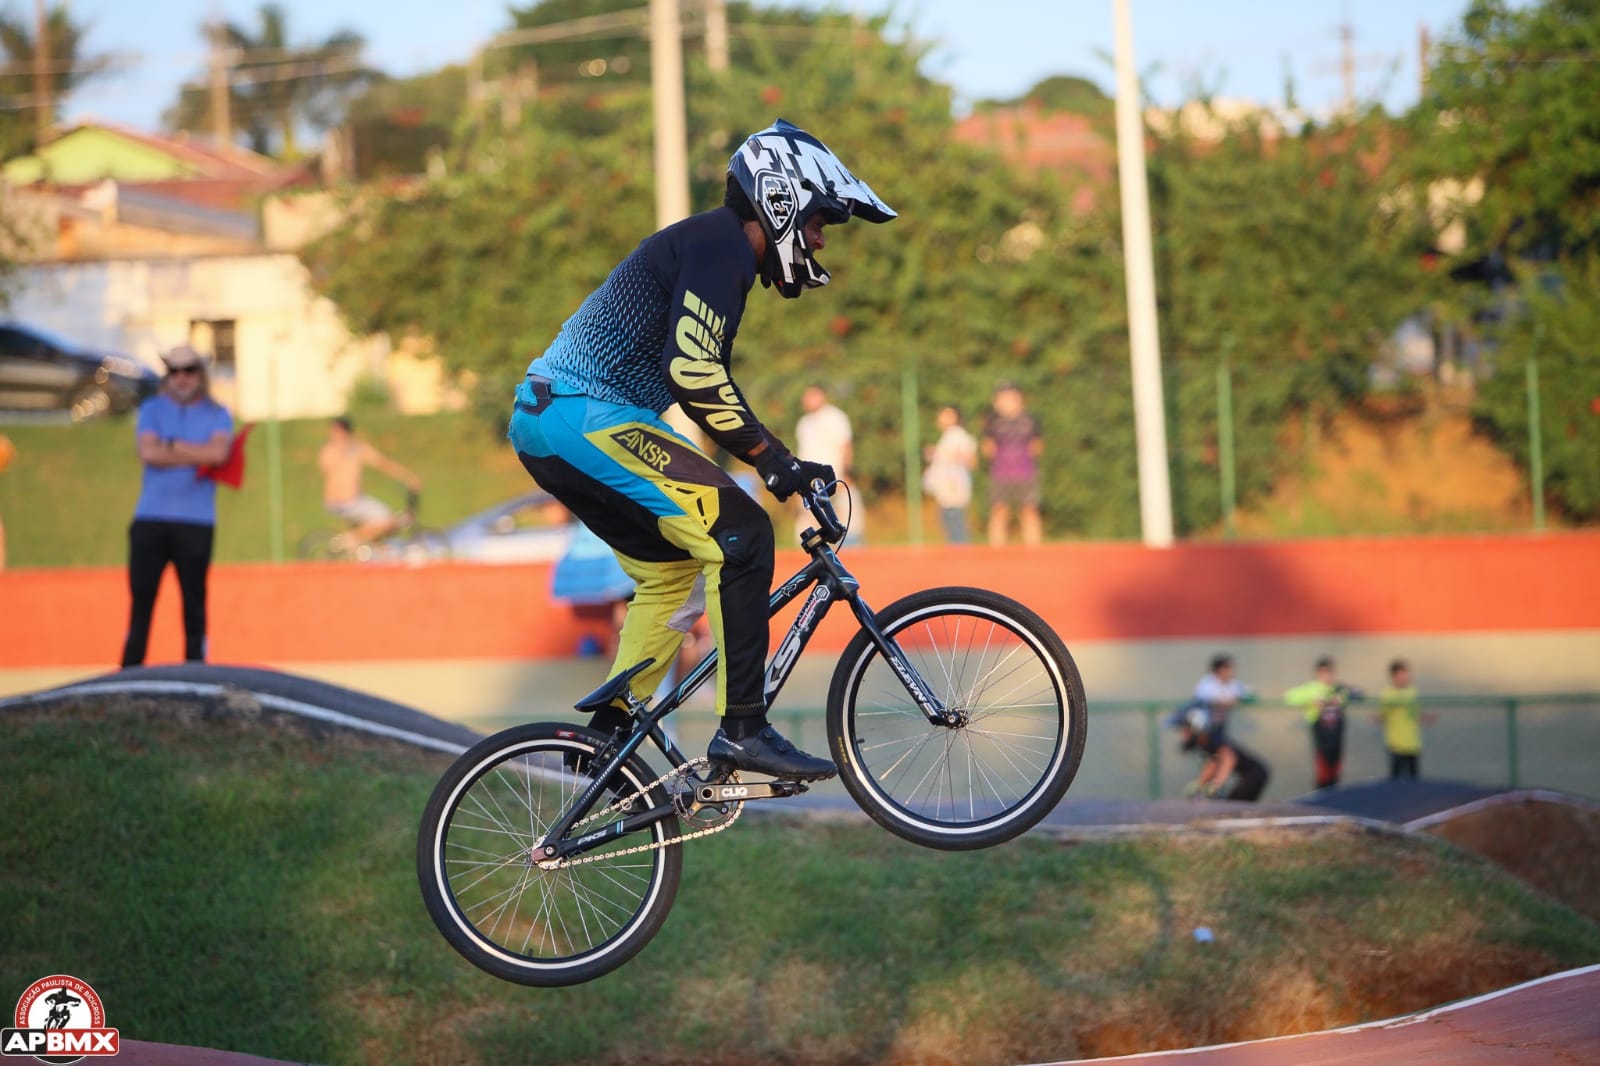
[1236, 396, 1535, 535]
[1424, 798, 1600, 922]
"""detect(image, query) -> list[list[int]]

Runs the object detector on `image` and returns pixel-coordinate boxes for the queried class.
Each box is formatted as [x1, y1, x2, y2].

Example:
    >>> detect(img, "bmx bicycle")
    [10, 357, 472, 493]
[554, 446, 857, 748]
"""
[417, 484, 1087, 986]
[297, 490, 447, 563]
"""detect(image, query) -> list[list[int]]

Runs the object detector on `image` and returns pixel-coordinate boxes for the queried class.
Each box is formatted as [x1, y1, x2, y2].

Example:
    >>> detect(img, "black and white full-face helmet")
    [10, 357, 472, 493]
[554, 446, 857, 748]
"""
[728, 119, 896, 298]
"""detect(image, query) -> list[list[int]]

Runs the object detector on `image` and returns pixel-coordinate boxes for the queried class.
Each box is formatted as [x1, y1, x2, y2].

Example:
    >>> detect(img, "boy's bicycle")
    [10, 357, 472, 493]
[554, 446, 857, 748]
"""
[417, 485, 1087, 986]
[297, 490, 447, 563]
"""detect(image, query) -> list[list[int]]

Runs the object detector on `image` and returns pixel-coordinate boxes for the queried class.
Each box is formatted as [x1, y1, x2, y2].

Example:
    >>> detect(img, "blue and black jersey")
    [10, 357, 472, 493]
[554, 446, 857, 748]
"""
[528, 205, 778, 461]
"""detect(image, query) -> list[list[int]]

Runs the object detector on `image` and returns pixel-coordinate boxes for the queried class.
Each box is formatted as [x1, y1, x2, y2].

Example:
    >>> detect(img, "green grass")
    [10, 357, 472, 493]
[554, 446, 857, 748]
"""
[2, 700, 1597, 1065]
[0, 412, 531, 568]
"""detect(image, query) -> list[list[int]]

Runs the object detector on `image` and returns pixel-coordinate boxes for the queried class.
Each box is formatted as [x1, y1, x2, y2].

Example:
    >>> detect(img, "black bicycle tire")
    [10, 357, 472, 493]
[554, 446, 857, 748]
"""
[825, 587, 1087, 851]
[416, 723, 683, 986]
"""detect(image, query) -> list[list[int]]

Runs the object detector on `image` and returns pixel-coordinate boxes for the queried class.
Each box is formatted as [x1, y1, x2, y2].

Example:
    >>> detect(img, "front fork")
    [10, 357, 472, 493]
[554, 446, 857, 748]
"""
[848, 596, 965, 727]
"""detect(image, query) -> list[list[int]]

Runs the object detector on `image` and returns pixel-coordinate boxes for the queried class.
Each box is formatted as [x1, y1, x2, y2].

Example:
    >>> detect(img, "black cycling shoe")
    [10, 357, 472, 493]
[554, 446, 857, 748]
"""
[707, 726, 837, 781]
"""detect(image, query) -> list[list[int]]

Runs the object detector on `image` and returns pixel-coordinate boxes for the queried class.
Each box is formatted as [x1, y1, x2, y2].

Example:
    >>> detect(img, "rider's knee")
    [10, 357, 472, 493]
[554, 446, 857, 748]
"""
[716, 492, 774, 572]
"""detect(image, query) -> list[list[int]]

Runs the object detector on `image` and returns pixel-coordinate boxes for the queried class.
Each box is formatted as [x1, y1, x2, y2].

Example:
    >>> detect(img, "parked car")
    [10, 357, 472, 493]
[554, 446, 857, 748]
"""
[440, 490, 575, 564]
[0, 321, 159, 421]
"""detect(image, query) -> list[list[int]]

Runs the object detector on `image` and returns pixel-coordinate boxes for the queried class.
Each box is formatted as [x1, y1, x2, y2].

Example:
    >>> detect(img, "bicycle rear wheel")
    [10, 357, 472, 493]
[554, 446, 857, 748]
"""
[417, 723, 682, 986]
[826, 587, 1086, 851]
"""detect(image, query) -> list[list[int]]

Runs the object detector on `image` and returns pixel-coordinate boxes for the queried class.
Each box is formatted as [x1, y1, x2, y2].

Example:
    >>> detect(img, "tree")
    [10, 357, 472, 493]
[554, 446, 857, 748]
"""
[340, 66, 468, 179]
[1410, 0, 1600, 522]
[1415, 0, 1600, 262]
[1470, 260, 1600, 522]
[0, 2, 112, 158]
[1148, 112, 1442, 531]
[163, 3, 374, 158]
[304, 5, 1438, 539]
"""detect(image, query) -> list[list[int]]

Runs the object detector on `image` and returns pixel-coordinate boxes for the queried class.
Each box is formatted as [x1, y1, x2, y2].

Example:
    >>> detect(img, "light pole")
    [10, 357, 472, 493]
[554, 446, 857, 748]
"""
[650, 0, 691, 227]
[1112, 0, 1174, 548]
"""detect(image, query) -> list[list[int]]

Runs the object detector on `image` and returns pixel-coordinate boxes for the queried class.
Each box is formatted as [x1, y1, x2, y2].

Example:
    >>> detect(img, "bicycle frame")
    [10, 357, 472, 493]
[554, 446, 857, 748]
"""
[535, 489, 952, 863]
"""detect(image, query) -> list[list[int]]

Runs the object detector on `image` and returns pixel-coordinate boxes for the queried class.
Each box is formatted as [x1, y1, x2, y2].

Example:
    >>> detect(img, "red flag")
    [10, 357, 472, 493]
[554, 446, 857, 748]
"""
[199, 422, 253, 489]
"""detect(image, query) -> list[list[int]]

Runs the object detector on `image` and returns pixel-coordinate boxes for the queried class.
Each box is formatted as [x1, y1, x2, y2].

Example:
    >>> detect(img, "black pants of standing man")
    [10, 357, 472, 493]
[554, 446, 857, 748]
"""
[121, 518, 214, 667]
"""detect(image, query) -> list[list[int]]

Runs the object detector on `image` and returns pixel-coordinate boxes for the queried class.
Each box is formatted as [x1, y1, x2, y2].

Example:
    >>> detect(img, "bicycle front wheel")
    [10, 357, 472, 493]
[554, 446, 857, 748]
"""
[827, 587, 1086, 851]
[297, 529, 341, 560]
[417, 723, 682, 986]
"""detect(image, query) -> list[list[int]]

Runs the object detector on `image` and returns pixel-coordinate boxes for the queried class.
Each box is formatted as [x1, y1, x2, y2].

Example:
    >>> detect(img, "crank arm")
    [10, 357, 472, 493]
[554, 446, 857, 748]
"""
[696, 780, 810, 804]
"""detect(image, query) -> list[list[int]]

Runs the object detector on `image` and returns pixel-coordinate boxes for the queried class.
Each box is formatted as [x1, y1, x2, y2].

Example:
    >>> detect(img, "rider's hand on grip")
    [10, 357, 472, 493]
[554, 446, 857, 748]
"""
[756, 449, 835, 502]
[798, 460, 837, 496]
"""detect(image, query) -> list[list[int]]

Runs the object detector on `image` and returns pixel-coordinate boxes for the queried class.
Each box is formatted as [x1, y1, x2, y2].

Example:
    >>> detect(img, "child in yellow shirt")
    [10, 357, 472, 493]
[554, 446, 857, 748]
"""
[1377, 659, 1435, 780]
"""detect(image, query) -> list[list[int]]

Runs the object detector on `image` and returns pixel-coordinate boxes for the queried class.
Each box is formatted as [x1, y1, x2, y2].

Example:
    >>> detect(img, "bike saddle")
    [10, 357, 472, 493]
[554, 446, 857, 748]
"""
[573, 658, 657, 716]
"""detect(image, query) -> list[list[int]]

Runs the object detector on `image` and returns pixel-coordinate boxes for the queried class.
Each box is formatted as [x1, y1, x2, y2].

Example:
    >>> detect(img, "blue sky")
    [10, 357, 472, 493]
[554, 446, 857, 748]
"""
[59, 0, 1478, 130]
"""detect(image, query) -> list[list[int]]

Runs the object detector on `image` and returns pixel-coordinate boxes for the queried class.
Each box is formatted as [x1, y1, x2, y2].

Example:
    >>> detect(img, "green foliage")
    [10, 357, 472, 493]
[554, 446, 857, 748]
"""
[1416, 0, 1600, 261]
[341, 67, 466, 179]
[303, 91, 658, 430]
[162, 3, 375, 158]
[0, 2, 109, 159]
[1409, 0, 1600, 521]
[1471, 260, 1600, 521]
[1150, 114, 1441, 531]
[302, 6, 1439, 538]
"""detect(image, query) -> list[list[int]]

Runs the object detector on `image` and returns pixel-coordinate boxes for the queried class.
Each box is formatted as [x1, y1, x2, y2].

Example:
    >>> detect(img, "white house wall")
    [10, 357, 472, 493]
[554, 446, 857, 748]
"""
[8, 254, 390, 421]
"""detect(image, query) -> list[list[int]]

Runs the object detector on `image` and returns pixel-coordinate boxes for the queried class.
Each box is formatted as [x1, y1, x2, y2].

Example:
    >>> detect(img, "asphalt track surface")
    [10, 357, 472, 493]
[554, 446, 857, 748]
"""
[6, 664, 1597, 1066]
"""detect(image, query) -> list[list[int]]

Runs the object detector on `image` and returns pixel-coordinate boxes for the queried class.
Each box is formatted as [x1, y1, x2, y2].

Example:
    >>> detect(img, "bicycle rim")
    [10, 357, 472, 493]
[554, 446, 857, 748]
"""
[421, 727, 681, 984]
[829, 589, 1085, 849]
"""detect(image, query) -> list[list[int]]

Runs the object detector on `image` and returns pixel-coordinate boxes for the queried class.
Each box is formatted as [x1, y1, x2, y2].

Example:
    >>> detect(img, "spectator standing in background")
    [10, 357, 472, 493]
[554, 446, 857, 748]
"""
[922, 405, 977, 543]
[794, 383, 860, 540]
[981, 382, 1043, 547]
[1376, 658, 1433, 780]
[1191, 652, 1254, 739]
[1285, 655, 1365, 789]
[120, 346, 233, 667]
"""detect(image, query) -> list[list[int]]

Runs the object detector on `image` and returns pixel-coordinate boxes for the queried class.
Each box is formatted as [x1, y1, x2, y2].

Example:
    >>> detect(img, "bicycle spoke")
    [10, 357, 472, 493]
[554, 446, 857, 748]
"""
[838, 597, 1077, 839]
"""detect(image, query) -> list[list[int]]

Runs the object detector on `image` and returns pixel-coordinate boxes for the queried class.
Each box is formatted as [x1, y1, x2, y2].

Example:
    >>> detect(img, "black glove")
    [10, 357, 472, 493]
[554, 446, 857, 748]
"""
[755, 449, 836, 502]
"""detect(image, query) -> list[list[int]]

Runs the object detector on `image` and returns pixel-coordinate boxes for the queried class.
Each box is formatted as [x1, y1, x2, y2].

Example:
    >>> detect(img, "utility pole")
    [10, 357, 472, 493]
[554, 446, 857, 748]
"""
[1339, 21, 1356, 111]
[649, 0, 691, 226]
[704, 0, 729, 74]
[32, 0, 50, 139]
[206, 20, 232, 146]
[1111, 0, 1174, 548]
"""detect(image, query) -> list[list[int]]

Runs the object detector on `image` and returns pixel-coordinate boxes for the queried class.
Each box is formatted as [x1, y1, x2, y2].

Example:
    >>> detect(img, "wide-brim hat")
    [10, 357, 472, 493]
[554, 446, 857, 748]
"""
[161, 345, 208, 371]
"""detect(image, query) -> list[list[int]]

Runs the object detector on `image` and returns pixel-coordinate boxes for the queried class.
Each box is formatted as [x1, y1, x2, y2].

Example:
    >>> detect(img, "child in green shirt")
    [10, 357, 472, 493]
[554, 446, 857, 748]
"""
[1284, 656, 1363, 789]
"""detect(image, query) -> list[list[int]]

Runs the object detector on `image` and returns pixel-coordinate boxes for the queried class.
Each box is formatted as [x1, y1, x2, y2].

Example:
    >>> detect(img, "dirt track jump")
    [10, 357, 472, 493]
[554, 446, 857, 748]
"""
[6, 664, 1597, 1066]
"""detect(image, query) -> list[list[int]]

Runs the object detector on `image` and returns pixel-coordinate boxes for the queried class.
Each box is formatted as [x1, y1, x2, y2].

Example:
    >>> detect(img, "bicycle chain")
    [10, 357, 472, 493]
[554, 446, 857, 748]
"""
[539, 757, 743, 869]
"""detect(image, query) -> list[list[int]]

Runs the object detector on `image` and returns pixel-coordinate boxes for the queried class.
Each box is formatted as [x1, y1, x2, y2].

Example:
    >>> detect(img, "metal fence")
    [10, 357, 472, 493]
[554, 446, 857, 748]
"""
[642, 692, 1600, 805]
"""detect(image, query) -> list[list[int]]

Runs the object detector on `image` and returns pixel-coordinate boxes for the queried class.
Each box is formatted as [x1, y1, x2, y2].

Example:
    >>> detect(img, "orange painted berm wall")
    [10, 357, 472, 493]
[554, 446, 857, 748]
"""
[3, 534, 1598, 669]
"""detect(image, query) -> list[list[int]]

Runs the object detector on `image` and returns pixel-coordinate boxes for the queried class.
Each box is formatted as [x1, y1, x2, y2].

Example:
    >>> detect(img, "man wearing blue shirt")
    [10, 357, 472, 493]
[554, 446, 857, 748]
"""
[120, 346, 233, 666]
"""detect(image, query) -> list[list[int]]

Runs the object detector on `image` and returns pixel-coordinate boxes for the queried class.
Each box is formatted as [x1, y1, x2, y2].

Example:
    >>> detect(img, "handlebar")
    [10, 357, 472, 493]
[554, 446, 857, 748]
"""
[799, 479, 847, 546]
